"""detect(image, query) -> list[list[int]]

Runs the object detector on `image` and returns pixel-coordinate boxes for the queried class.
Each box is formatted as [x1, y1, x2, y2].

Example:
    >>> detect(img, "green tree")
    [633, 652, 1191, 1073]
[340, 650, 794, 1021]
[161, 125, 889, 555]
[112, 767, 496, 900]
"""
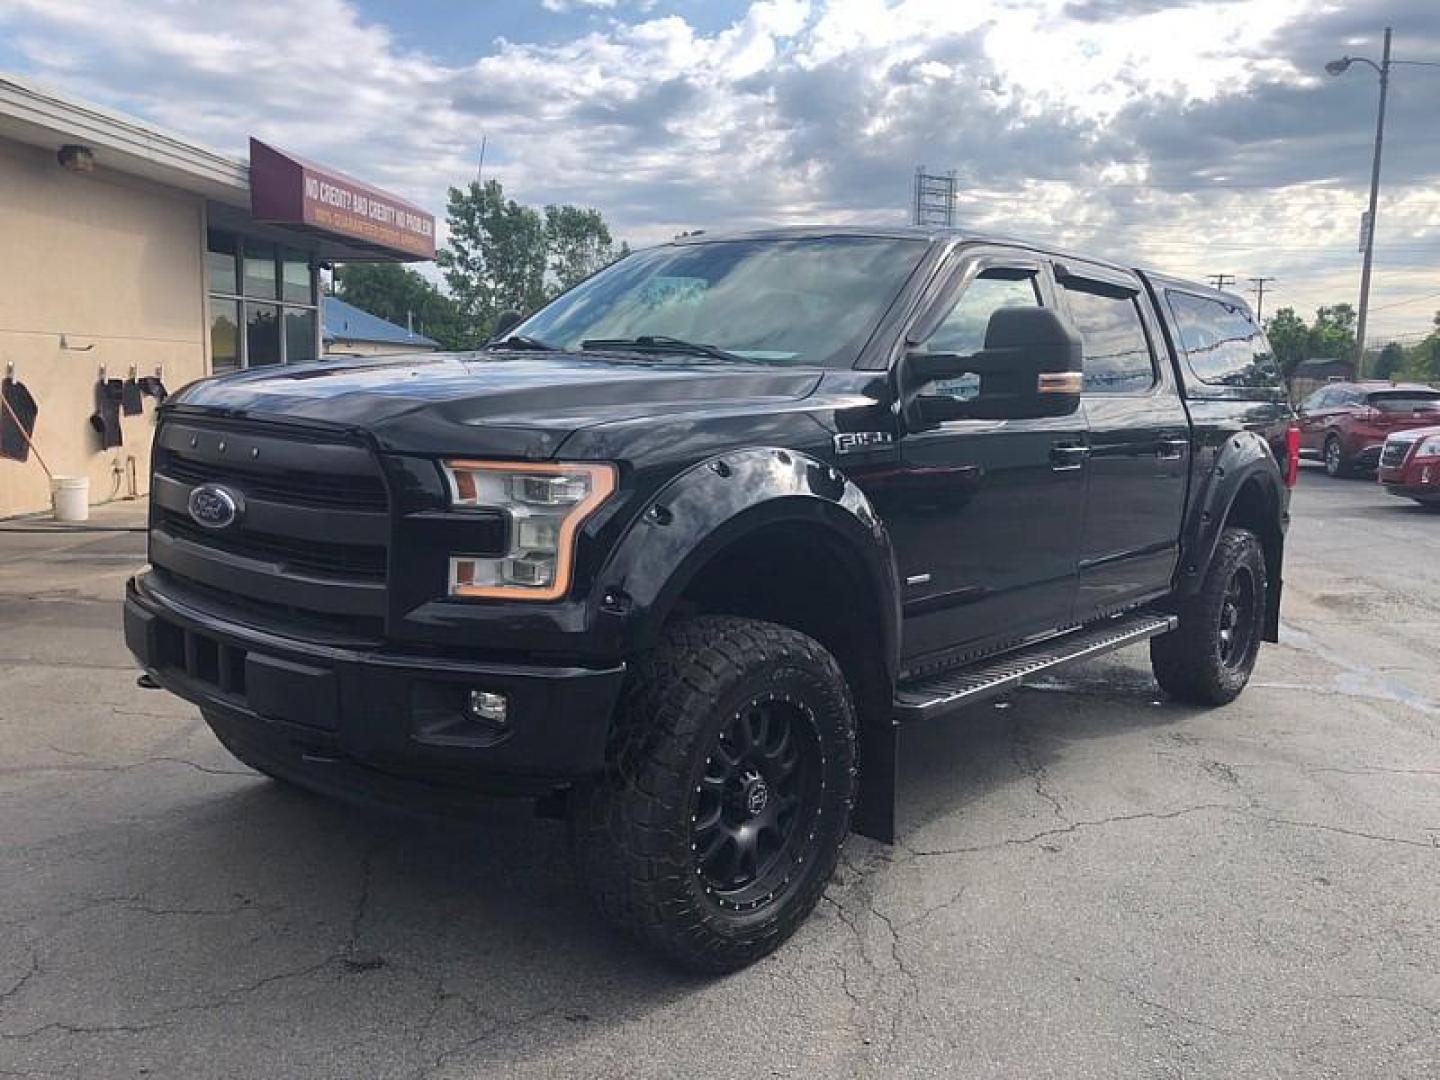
[437, 179, 549, 337]
[436, 178, 626, 339]
[1308, 303, 1358, 364]
[543, 204, 616, 292]
[332, 263, 476, 351]
[1264, 307, 1309, 377]
[1410, 312, 1440, 380]
[1373, 341, 1406, 380]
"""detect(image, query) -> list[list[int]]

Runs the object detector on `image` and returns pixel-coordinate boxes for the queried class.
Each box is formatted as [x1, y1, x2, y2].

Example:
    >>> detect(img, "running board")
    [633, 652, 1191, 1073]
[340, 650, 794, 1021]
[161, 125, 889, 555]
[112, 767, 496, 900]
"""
[892, 612, 1178, 723]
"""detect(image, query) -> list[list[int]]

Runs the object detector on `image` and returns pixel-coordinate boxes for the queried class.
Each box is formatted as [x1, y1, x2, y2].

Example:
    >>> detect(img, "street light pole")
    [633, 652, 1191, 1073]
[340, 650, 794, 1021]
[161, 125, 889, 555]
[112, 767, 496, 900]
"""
[1328, 33, 1440, 373]
[1355, 27, 1392, 371]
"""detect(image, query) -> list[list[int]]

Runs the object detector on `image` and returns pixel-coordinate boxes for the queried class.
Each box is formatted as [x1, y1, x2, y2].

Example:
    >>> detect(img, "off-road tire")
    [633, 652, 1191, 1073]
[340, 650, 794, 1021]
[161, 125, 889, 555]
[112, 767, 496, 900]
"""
[1323, 435, 1349, 478]
[1151, 527, 1267, 706]
[570, 616, 856, 973]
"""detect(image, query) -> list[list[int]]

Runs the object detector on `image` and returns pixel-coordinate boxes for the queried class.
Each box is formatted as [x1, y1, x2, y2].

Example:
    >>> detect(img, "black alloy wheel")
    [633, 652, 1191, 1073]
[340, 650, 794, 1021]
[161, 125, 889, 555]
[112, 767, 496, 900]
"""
[1216, 564, 1257, 671]
[692, 693, 823, 912]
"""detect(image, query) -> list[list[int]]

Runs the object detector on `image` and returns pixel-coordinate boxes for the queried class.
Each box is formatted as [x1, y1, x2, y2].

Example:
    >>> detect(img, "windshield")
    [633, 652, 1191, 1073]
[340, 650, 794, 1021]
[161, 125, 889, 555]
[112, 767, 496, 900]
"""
[513, 237, 928, 367]
[1368, 391, 1440, 413]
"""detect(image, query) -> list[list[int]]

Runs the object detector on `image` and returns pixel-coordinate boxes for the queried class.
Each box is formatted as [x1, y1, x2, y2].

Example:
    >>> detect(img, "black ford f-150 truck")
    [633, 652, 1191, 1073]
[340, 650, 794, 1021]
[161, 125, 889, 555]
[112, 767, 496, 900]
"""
[125, 226, 1297, 971]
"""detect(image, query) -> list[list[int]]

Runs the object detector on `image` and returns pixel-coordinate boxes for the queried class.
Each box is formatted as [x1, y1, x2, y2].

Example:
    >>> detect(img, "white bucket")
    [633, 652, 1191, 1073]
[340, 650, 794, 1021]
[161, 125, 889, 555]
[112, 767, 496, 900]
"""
[51, 476, 90, 523]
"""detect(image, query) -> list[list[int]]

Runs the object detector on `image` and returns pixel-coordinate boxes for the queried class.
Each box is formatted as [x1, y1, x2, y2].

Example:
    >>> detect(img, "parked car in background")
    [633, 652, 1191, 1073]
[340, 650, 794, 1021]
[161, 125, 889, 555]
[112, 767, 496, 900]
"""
[1296, 382, 1440, 477]
[1378, 425, 1440, 508]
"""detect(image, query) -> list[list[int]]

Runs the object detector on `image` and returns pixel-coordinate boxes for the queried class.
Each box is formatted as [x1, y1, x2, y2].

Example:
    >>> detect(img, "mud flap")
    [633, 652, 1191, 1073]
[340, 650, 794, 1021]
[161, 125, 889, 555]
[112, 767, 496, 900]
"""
[852, 713, 898, 844]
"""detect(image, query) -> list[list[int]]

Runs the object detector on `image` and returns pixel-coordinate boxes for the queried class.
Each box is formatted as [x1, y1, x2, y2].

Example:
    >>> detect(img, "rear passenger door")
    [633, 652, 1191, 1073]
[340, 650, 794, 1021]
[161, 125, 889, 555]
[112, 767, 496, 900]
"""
[1055, 262, 1190, 620]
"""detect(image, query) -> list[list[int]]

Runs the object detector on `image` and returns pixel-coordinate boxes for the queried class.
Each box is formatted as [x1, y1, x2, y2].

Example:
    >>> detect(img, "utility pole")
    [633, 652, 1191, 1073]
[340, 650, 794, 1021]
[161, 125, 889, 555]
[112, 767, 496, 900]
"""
[1248, 276, 1275, 321]
[1208, 273, 1236, 291]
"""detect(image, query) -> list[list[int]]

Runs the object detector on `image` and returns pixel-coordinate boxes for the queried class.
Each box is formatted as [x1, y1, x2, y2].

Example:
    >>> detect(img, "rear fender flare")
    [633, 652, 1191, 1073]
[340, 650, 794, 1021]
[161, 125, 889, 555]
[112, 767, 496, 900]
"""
[1176, 431, 1286, 633]
[591, 448, 902, 683]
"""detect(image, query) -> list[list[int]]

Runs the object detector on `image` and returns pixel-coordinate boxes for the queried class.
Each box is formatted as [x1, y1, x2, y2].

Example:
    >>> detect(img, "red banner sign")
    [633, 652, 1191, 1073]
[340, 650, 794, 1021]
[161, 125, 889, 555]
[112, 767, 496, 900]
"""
[249, 139, 436, 260]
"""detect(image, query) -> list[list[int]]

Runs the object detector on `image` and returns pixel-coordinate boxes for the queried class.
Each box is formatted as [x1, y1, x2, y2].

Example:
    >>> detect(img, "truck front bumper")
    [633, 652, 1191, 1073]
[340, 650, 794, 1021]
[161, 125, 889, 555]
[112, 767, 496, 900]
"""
[124, 573, 626, 808]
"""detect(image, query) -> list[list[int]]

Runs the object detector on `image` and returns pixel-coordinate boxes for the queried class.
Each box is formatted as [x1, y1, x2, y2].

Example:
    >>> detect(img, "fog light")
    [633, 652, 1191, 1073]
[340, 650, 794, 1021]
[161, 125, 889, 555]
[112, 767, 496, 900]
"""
[468, 690, 509, 725]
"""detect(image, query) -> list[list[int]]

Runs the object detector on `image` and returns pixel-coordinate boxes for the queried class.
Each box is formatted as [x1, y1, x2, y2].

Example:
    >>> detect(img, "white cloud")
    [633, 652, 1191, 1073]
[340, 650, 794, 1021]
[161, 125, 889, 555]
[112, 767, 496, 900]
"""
[0, 0, 1436, 339]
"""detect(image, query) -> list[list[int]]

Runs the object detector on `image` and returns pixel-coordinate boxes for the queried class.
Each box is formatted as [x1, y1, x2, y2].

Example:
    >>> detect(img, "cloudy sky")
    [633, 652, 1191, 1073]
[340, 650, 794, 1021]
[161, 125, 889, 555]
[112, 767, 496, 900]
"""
[1, 0, 1437, 342]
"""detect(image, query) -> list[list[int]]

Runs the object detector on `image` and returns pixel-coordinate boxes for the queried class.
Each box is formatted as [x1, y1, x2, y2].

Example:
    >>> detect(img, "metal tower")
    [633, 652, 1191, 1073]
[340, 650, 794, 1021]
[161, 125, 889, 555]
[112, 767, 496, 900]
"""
[912, 166, 957, 228]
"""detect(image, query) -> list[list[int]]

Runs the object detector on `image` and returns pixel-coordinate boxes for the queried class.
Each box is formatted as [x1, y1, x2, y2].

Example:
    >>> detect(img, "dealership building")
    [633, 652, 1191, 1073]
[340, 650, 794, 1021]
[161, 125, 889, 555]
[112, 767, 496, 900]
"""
[0, 74, 436, 519]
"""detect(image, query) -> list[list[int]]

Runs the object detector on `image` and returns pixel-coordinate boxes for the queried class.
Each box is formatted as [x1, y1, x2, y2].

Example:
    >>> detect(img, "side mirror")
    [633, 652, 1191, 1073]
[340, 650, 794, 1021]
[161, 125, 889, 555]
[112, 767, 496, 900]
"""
[490, 309, 524, 341]
[902, 306, 1083, 426]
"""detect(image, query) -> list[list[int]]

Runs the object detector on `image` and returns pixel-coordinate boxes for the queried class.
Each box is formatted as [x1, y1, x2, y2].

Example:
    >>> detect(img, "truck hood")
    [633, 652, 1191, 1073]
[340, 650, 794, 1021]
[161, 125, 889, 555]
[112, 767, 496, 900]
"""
[171, 350, 825, 458]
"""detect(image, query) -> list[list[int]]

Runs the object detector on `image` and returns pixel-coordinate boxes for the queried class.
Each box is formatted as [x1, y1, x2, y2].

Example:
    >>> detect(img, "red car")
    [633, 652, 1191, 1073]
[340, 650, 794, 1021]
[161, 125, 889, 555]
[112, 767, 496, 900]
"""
[1378, 424, 1440, 507]
[1296, 381, 1440, 477]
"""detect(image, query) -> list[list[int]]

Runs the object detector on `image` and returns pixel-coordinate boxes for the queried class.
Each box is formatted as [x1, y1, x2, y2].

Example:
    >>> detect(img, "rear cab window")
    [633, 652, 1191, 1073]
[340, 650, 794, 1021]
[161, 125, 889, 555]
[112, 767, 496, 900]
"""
[1165, 290, 1283, 391]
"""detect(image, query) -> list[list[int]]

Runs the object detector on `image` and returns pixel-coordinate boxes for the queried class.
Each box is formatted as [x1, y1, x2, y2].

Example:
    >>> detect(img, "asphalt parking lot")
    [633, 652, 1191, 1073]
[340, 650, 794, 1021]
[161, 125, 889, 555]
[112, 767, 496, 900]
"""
[1, 465, 1437, 1079]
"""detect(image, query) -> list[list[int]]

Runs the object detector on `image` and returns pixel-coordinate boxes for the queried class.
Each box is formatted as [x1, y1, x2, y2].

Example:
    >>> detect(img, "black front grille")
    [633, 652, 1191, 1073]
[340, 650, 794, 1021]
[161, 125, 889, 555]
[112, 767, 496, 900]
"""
[152, 569, 385, 642]
[1380, 440, 1413, 468]
[150, 417, 391, 628]
[158, 450, 387, 511]
[157, 508, 386, 580]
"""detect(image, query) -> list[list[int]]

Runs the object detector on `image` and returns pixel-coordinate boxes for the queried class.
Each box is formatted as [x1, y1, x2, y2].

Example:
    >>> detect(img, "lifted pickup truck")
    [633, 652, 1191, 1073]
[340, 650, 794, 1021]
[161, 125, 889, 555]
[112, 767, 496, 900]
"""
[125, 227, 1296, 971]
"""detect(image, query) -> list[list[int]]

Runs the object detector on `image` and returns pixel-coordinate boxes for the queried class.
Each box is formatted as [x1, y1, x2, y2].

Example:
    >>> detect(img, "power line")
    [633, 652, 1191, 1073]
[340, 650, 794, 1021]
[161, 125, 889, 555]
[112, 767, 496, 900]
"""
[1368, 288, 1440, 313]
[1208, 273, 1237, 290]
[1248, 276, 1276, 320]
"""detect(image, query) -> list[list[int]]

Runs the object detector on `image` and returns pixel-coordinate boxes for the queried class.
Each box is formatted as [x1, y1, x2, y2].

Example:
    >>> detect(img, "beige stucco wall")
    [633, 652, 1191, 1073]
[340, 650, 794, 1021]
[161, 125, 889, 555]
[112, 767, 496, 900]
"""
[0, 138, 208, 518]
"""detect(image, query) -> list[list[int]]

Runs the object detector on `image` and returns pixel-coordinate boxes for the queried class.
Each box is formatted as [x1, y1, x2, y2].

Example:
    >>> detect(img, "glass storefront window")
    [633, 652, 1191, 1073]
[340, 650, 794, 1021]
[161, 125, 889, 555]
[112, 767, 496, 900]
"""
[246, 302, 282, 366]
[243, 241, 278, 299]
[210, 299, 240, 373]
[281, 249, 312, 304]
[284, 308, 317, 364]
[207, 229, 318, 372]
[207, 230, 238, 295]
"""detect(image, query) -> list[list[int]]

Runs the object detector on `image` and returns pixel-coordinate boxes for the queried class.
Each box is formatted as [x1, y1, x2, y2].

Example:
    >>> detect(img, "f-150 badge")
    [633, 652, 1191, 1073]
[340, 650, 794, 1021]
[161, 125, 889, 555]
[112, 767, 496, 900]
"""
[833, 431, 894, 456]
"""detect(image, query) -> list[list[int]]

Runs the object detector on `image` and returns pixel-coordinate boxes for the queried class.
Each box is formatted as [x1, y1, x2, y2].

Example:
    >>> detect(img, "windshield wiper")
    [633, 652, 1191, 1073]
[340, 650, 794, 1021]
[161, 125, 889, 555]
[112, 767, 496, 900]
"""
[581, 335, 747, 363]
[484, 334, 557, 352]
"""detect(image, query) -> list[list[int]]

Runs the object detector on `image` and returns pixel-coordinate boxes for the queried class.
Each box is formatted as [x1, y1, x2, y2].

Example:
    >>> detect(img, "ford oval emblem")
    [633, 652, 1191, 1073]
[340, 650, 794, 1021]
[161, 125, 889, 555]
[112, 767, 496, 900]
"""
[187, 484, 242, 530]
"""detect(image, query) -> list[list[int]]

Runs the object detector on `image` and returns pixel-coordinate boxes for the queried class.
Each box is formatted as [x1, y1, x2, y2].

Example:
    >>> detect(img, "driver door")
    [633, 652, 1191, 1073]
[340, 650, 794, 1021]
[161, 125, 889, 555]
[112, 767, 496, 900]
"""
[873, 250, 1088, 667]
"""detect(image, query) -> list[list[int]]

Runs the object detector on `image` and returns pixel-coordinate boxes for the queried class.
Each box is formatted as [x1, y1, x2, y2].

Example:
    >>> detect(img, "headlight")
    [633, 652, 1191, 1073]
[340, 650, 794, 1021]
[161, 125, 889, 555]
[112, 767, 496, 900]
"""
[1414, 435, 1440, 460]
[441, 460, 617, 600]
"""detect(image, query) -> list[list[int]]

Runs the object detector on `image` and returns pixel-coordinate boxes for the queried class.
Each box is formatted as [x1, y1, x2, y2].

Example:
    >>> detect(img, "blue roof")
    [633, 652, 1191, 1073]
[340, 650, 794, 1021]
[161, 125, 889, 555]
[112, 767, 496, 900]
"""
[322, 296, 439, 348]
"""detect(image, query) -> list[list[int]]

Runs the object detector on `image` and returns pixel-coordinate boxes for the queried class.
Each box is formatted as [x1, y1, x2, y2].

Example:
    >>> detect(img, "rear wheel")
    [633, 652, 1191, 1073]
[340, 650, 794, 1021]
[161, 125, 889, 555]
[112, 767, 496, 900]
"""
[570, 616, 855, 973]
[1323, 435, 1348, 477]
[1151, 527, 1267, 706]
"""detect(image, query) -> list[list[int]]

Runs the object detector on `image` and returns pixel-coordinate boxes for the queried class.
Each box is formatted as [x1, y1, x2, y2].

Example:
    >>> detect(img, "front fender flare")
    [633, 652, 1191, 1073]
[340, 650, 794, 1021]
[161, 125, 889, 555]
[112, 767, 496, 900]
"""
[591, 448, 902, 682]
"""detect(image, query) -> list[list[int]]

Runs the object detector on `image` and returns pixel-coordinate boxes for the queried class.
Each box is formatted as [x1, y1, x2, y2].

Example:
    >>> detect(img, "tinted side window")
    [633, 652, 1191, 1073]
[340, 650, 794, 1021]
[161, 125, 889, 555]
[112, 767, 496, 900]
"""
[1165, 290, 1283, 389]
[926, 272, 1040, 355]
[1300, 389, 1327, 411]
[1062, 286, 1155, 394]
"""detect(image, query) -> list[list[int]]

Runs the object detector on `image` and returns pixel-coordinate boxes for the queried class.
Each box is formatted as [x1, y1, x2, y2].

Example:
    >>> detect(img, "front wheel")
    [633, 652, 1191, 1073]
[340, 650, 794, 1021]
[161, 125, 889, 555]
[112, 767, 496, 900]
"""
[1323, 436, 1348, 478]
[1151, 527, 1268, 706]
[570, 616, 856, 973]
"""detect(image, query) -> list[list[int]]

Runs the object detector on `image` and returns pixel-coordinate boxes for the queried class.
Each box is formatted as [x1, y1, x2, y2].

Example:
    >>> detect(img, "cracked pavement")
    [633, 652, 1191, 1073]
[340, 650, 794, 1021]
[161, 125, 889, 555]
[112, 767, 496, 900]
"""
[1, 467, 1438, 1078]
